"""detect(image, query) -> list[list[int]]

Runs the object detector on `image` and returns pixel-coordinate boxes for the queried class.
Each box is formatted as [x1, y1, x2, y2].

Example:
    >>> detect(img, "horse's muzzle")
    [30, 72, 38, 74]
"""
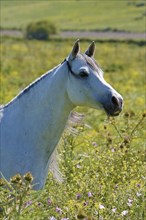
[103, 95, 123, 117]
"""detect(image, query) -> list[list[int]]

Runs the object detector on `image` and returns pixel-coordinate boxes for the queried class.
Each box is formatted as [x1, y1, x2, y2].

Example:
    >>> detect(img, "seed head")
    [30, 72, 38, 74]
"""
[124, 112, 130, 117]
[124, 136, 130, 144]
[0, 178, 5, 187]
[119, 144, 124, 149]
[23, 172, 33, 183]
[104, 125, 107, 130]
[107, 137, 112, 143]
[77, 211, 86, 218]
[10, 174, 22, 184]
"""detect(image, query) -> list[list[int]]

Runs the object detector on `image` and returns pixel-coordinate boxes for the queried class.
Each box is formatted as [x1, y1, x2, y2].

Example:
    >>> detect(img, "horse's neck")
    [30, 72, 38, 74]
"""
[6, 63, 74, 156]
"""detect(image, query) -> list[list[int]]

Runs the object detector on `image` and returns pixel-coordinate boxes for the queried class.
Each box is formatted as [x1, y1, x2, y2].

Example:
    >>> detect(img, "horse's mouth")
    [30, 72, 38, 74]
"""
[103, 106, 122, 117]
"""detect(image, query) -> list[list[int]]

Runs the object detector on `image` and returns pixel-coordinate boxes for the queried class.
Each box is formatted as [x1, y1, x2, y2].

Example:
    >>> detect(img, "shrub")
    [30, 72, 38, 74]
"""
[25, 20, 57, 40]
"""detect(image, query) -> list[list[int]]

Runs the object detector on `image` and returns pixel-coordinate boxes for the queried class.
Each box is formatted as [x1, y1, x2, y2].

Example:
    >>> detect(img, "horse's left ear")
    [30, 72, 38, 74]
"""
[85, 41, 95, 57]
[69, 39, 80, 60]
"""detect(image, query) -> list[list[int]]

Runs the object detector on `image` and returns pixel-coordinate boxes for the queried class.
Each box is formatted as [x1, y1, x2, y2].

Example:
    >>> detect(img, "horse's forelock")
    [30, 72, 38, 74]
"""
[81, 54, 101, 75]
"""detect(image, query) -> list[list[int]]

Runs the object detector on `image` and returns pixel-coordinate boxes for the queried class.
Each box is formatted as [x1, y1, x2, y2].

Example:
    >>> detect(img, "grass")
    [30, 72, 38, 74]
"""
[1, 0, 146, 32]
[0, 38, 145, 219]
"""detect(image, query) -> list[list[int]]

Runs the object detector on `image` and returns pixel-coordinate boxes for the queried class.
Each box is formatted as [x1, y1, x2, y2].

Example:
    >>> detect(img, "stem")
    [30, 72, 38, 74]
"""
[130, 117, 144, 138]
[112, 122, 123, 139]
[109, 118, 123, 139]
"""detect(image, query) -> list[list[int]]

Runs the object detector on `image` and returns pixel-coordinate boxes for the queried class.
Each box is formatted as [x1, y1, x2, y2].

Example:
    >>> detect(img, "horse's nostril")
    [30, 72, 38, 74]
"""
[112, 96, 119, 107]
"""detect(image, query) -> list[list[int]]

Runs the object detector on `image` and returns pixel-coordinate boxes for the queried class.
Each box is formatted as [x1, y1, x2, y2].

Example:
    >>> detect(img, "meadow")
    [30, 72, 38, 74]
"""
[0, 38, 145, 219]
[1, 0, 146, 32]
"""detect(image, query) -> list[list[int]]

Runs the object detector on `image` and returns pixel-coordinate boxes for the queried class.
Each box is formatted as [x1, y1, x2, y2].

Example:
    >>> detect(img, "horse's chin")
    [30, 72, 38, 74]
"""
[103, 106, 122, 117]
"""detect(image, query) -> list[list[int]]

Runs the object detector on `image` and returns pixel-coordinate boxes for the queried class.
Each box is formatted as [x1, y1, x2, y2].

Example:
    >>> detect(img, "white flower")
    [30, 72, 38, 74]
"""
[121, 210, 128, 216]
[136, 192, 142, 197]
[76, 164, 82, 169]
[61, 219, 69, 220]
[127, 202, 132, 207]
[99, 204, 105, 209]
[128, 199, 133, 203]
[127, 198, 133, 207]
[50, 217, 57, 220]
[112, 208, 117, 213]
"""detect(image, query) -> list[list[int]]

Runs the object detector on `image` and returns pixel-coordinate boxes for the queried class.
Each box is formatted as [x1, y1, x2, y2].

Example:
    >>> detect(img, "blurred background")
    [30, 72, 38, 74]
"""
[1, 0, 145, 37]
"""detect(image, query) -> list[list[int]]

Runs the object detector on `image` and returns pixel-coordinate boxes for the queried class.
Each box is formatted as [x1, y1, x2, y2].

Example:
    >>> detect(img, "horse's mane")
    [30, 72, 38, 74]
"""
[3, 64, 61, 109]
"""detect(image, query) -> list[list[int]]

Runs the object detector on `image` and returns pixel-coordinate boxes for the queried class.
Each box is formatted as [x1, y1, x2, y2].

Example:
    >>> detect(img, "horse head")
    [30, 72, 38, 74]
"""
[66, 40, 123, 116]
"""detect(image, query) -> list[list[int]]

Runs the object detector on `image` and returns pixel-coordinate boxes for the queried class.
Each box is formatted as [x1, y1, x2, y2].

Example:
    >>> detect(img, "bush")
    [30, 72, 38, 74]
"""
[25, 20, 57, 40]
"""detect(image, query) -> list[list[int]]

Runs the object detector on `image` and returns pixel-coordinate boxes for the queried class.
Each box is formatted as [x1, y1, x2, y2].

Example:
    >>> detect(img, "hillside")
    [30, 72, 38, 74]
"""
[1, 0, 145, 32]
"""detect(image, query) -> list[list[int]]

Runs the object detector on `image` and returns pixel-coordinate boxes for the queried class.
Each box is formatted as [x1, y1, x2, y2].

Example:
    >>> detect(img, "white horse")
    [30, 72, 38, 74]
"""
[0, 40, 123, 189]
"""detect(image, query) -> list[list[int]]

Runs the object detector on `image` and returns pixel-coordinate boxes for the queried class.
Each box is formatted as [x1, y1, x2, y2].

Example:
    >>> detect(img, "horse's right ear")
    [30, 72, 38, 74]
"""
[69, 39, 80, 60]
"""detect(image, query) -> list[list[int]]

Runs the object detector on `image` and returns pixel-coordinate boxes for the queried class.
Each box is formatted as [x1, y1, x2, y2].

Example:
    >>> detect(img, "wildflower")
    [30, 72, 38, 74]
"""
[56, 207, 63, 214]
[136, 192, 142, 197]
[24, 200, 32, 208]
[99, 204, 105, 209]
[92, 142, 98, 147]
[127, 202, 132, 207]
[121, 210, 128, 216]
[137, 183, 140, 187]
[83, 201, 89, 206]
[38, 202, 41, 207]
[76, 193, 81, 199]
[87, 191, 92, 198]
[128, 198, 133, 203]
[50, 217, 57, 220]
[76, 164, 82, 169]
[47, 198, 52, 205]
[112, 208, 117, 213]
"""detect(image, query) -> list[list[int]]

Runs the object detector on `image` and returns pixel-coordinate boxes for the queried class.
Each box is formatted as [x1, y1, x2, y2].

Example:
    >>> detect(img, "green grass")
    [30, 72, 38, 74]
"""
[0, 39, 145, 219]
[1, 0, 146, 32]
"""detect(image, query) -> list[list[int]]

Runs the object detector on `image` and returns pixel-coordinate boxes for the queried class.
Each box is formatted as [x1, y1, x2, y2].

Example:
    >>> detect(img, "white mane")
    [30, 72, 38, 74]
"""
[4, 64, 61, 109]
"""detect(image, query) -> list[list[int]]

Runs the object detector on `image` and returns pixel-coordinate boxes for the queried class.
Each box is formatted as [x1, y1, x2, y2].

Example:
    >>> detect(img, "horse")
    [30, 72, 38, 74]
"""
[0, 40, 123, 189]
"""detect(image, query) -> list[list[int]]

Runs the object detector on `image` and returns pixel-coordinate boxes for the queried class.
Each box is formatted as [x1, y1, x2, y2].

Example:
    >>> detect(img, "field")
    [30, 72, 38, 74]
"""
[0, 38, 145, 219]
[0, 0, 146, 218]
[1, 0, 146, 32]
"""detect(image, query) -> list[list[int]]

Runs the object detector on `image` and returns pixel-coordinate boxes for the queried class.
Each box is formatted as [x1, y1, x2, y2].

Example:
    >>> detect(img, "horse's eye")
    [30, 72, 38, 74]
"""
[79, 71, 89, 78]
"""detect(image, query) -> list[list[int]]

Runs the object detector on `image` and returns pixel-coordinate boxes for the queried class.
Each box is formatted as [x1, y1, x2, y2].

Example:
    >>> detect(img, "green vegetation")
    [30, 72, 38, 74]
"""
[0, 38, 145, 219]
[25, 20, 58, 40]
[1, 0, 145, 32]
